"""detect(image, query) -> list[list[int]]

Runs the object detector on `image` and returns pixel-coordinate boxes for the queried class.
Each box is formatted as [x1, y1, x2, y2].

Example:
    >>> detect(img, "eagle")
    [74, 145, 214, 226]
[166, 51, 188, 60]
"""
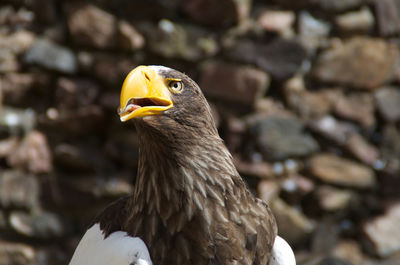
[69, 65, 295, 265]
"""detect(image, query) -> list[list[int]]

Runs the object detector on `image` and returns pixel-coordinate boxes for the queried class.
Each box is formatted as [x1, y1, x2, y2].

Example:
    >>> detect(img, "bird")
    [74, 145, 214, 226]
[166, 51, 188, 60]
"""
[69, 65, 296, 265]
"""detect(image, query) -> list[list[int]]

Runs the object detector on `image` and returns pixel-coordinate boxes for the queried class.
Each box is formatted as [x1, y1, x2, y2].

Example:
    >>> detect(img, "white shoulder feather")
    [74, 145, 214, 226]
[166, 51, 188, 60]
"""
[69, 223, 152, 265]
[268, 236, 296, 265]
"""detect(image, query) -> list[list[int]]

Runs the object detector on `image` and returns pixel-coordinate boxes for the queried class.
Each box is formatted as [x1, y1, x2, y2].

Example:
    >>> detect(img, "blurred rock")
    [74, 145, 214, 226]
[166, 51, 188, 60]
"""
[227, 38, 307, 80]
[284, 75, 334, 119]
[0, 107, 36, 134]
[298, 11, 331, 51]
[181, 0, 251, 27]
[118, 20, 145, 51]
[318, 257, 352, 265]
[139, 20, 218, 61]
[345, 133, 380, 166]
[66, 3, 116, 49]
[7, 130, 52, 174]
[0, 210, 5, 229]
[0, 30, 35, 73]
[271, 198, 315, 245]
[39, 105, 105, 136]
[0, 137, 18, 158]
[233, 156, 274, 179]
[55, 78, 100, 110]
[363, 203, 400, 257]
[333, 92, 375, 128]
[311, 221, 339, 253]
[199, 61, 269, 106]
[250, 117, 319, 160]
[335, 7, 374, 34]
[1, 73, 36, 105]
[319, 0, 364, 12]
[312, 38, 399, 89]
[309, 153, 376, 188]
[332, 240, 364, 265]
[309, 115, 357, 144]
[93, 54, 135, 87]
[380, 125, 400, 176]
[281, 175, 315, 203]
[375, 86, 400, 122]
[256, 10, 295, 36]
[0, 170, 39, 209]
[0, 241, 35, 265]
[24, 38, 77, 74]
[316, 185, 356, 212]
[257, 180, 280, 203]
[374, 0, 400, 36]
[9, 211, 65, 239]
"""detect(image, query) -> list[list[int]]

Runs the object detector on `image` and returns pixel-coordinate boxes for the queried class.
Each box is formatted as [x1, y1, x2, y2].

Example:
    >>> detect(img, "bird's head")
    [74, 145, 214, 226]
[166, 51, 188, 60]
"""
[119, 65, 217, 136]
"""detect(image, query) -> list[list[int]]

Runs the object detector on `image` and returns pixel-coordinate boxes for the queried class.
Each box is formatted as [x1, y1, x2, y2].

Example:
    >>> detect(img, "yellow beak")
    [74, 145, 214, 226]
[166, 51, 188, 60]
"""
[119, 66, 173, 122]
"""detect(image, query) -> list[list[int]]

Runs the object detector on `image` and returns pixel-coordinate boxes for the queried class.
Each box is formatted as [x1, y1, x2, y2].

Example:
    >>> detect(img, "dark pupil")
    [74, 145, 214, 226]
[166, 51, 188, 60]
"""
[173, 82, 178, 88]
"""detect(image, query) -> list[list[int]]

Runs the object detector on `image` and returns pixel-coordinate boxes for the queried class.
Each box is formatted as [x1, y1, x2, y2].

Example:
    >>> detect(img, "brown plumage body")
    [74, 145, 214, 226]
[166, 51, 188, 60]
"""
[94, 67, 277, 265]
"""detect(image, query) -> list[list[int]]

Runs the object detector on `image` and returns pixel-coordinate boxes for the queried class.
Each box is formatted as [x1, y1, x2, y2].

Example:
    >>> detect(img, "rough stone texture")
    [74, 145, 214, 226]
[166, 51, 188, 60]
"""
[335, 7, 374, 34]
[7, 130, 53, 174]
[0, 241, 35, 265]
[9, 211, 65, 239]
[199, 61, 270, 106]
[0, 170, 39, 209]
[66, 3, 116, 49]
[228, 38, 308, 80]
[271, 198, 315, 245]
[316, 185, 355, 212]
[310, 153, 376, 188]
[364, 203, 400, 257]
[375, 86, 400, 122]
[257, 10, 295, 35]
[24, 38, 77, 74]
[333, 92, 375, 128]
[117, 20, 145, 51]
[374, 0, 400, 36]
[250, 117, 319, 160]
[181, 0, 251, 27]
[312, 38, 400, 89]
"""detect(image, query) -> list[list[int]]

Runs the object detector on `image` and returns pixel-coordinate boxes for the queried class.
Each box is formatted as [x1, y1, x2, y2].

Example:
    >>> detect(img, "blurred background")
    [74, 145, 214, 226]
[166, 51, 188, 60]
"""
[0, 0, 400, 264]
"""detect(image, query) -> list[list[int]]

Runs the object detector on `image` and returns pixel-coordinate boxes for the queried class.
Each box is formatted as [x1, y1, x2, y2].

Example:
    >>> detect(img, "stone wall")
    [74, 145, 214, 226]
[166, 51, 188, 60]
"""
[1, 0, 400, 264]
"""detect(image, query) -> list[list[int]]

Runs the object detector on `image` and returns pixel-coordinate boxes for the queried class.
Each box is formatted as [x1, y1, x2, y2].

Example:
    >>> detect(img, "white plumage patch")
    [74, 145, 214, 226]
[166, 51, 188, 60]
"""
[268, 236, 296, 265]
[69, 223, 152, 265]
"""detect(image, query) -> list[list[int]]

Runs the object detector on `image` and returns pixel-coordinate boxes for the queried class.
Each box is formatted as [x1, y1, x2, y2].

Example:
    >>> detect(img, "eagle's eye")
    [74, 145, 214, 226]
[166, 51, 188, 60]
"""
[168, 80, 184, 93]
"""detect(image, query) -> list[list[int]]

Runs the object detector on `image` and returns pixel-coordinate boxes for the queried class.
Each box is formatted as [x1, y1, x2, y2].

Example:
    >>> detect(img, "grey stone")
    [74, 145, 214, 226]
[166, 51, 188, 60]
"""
[66, 3, 116, 49]
[139, 20, 218, 61]
[375, 86, 400, 122]
[374, 0, 400, 36]
[298, 12, 331, 50]
[310, 153, 376, 188]
[312, 37, 399, 89]
[257, 10, 295, 36]
[364, 203, 400, 257]
[316, 185, 356, 212]
[270, 198, 315, 245]
[309, 115, 358, 144]
[24, 38, 77, 74]
[250, 117, 319, 160]
[345, 133, 380, 166]
[227, 38, 308, 80]
[0, 107, 36, 134]
[335, 7, 374, 34]
[118, 20, 145, 51]
[333, 92, 375, 128]
[0, 170, 39, 209]
[0, 241, 35, 265]
[7, 130, 53, 174]
[0, 137, 19, 158]
[332, 240, 364, 265]
[9, 211, 65, 239]
[320, 0, 364, 11]
[199, 61, 270, 106]
[181, 0, 251, 27]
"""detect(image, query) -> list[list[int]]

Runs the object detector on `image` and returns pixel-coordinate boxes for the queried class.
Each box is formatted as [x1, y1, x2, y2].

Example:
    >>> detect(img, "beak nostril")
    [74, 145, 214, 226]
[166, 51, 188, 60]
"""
[143, 72, 151, 82]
